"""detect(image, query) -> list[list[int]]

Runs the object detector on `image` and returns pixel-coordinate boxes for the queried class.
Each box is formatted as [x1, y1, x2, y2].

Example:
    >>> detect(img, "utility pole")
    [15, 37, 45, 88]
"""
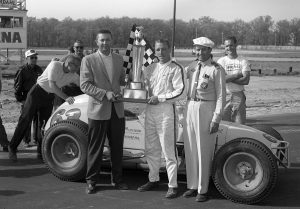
[171, 0, 176, 57]
[221, 32, 224, 44]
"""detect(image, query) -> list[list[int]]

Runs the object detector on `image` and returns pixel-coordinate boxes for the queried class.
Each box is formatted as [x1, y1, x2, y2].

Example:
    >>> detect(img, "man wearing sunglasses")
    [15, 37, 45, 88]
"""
[60, 40, 85, 61]
[14, 49, 43, 148]
[53, 40, 84, 110]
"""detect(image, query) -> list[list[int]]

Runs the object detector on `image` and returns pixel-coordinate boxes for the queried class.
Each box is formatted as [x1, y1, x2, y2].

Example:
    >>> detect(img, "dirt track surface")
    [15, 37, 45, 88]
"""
[1, 75, 300, 137]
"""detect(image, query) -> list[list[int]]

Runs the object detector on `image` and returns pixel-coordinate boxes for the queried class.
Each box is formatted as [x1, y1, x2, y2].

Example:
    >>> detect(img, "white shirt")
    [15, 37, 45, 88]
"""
[37, 61, 79, 93]
[217, 56, 250, 93]
[99, 51, 113, 83]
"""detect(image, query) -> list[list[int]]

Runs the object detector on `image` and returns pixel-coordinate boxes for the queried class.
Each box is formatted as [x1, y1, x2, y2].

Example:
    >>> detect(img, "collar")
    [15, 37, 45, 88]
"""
[158, 60, 172, 68]
[98, 50, 112, 57]
[198, 57, 212, 67]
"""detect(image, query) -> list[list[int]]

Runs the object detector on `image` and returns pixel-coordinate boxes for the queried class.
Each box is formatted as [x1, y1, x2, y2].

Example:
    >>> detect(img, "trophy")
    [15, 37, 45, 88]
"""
[122, 26, 149, 103]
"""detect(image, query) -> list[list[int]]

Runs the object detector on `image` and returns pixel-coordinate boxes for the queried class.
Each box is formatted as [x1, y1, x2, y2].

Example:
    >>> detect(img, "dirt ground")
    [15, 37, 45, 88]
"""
[1, 75, 300, 139]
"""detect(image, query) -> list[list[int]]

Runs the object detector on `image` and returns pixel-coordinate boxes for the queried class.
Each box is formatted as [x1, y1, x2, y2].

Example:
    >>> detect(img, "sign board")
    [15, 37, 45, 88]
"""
[0, 28, 27, 48]
[0, 0, 17, 8]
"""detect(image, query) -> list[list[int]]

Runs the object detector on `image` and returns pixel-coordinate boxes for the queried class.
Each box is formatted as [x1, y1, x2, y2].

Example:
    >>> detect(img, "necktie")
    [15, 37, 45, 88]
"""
[190, 63, 201, 100]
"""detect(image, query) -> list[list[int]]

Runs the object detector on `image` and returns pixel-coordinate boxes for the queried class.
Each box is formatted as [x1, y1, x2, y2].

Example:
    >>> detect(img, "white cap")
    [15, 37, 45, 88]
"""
[193, 37, 214, 48]
[25, 49, 38, 58]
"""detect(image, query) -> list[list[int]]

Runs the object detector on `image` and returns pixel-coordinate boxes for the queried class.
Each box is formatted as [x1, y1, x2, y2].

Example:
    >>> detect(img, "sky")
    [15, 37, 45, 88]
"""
[26, 0, 300, 22]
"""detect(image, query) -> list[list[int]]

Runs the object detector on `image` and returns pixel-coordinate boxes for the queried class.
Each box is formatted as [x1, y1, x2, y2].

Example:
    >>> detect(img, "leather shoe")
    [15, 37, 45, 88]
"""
[8, 146, 17, 162]
[2, 146, 8, 152]
[183, 189, 197, 198]
[195, 193, 209, 202]
[114, 182, 129, 190]
[137, 181, 159, 192]
[165, 187, 178, 199]
[86, 184, 97, 194]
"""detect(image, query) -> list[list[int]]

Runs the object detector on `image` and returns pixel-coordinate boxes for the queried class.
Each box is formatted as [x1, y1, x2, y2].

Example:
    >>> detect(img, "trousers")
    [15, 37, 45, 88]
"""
[0, 115, 9, 147]
[184, 100, 216, 194]
[9, 84, 54, 152]
[86, 105, 125, 185]
[223, 91, 246, 124]
[145, 103, 178, 188]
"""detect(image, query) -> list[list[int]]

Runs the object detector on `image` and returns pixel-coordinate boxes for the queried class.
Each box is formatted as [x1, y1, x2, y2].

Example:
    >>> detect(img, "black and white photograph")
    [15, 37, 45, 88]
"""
[0, 0, 299, 208]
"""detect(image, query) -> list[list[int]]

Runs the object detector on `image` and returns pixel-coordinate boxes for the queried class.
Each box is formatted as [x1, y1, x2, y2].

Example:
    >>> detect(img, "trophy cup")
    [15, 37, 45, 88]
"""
[122, 26, 149, 103]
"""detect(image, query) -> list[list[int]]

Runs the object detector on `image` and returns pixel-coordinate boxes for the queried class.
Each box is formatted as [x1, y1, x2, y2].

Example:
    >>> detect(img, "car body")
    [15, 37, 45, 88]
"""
[42, 94, 289, 204]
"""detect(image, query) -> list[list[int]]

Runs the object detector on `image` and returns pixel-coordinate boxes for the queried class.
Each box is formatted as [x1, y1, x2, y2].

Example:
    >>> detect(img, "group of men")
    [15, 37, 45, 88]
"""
[0, 29, 249, 202]
[79, 29, 250, 203]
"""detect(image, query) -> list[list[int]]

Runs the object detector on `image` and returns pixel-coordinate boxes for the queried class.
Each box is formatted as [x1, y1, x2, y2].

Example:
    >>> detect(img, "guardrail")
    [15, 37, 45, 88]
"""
[251, 66, 299, 76]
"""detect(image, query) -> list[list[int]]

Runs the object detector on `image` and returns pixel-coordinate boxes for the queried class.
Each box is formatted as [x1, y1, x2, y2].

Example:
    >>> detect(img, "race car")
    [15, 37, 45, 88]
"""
[42, 94, 289, 204]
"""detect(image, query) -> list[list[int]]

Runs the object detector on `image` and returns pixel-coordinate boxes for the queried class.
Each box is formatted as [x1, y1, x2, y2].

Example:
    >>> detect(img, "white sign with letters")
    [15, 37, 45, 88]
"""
[0, 28, 27, 48]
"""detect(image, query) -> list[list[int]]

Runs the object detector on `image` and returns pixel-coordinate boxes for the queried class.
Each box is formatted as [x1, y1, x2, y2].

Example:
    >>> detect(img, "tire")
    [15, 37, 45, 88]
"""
[42, 119, 88, 182]
[251, 125, 284, 141]
[212, 138, 278, 204]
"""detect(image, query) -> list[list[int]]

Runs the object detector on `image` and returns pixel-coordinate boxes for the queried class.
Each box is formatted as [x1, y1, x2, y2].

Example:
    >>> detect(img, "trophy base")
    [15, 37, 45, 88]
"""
[122, 88, 149, 103]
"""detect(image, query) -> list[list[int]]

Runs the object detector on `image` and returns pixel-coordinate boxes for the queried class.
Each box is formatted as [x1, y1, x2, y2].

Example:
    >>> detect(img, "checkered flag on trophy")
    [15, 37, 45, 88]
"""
[123, 24, 156, 74]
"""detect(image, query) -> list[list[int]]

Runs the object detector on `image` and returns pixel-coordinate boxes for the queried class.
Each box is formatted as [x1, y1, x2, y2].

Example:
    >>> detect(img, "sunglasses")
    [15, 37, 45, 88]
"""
[30, 56, 38, 59]
[74, 46, 84, 49]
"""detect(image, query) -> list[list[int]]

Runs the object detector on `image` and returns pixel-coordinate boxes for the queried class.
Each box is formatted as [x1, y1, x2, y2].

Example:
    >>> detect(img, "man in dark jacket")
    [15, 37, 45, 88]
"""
[14, 49, 43, 147]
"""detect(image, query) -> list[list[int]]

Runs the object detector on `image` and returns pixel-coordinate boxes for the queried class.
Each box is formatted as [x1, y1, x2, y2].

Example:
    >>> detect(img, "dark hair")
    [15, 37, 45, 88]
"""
[96, 29, 112, 40]
[155, 39, 170, 48]
[68, 46, 75, 53]
[225, 36, 237, 44]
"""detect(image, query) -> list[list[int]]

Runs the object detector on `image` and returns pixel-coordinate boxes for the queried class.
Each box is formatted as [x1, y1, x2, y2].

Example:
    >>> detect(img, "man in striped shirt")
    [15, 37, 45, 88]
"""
[8, 55, 81, 162]
[137, 39, 186, 199]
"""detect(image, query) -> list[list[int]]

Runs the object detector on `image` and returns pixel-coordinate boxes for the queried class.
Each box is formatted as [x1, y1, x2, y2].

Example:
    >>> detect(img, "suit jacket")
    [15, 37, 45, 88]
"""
[80, 51, 126, 120]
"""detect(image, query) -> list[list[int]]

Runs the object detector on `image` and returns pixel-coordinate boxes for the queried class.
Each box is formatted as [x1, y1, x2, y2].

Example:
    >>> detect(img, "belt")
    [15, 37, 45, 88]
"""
[187, 97, 210, 102]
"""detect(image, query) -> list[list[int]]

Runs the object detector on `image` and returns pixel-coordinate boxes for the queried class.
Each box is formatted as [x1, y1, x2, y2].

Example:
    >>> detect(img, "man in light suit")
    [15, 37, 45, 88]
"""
[80, 29, 128, 194]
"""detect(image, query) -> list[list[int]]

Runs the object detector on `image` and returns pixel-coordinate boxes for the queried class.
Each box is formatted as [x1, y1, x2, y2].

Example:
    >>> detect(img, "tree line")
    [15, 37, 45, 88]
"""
[27, 15, 300, 49]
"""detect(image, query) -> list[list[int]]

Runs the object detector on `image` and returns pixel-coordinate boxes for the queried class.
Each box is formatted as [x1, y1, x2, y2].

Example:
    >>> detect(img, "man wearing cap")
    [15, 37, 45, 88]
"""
[137, 39, 186, 199]
[14, 49, 43, 147]
[8, 55, 81, 162]
[0, 66, 9, 152]
[183, 37, 225, 202]
[217, 36, 251, 124]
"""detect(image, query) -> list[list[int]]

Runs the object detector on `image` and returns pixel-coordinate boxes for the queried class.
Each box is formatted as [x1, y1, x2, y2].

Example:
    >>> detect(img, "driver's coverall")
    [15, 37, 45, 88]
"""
[143, 60, 186, 188]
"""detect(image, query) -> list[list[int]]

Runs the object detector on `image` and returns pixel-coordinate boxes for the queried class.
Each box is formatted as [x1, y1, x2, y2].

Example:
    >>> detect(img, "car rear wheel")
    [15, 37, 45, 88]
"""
[42, 119, 88, 181]
[212, 138, 278, 204]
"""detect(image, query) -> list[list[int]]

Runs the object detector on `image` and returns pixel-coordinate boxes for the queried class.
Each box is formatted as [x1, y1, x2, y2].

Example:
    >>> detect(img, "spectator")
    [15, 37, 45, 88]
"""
[14, 49, 43, 147]
[217, 36, 251, 124]
[53, 40, 85, 110]
[8, 55, 81, 162]
[0, 67, 9, 152]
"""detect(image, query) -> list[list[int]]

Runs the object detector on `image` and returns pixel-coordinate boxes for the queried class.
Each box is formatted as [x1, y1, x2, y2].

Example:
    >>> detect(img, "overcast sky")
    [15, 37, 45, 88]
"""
[27, 0, 299, 22]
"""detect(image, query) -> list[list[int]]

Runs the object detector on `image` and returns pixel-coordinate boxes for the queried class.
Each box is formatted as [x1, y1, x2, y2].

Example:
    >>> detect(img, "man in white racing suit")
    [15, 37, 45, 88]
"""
[137, 39, 186, 199]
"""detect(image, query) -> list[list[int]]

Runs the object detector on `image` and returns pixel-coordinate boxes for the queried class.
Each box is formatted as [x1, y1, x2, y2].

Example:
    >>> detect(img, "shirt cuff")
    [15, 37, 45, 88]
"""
[158, 95, 166, 103]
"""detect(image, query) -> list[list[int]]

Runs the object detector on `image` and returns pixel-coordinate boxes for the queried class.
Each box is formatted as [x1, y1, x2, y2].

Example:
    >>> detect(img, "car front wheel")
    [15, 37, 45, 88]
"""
[42, 119, 88, 182]
[212, 138, 278, 204]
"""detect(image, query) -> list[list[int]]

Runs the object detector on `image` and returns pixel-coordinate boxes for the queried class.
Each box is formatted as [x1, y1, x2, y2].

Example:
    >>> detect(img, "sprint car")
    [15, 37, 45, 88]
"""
[42, 94, 289, 204]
